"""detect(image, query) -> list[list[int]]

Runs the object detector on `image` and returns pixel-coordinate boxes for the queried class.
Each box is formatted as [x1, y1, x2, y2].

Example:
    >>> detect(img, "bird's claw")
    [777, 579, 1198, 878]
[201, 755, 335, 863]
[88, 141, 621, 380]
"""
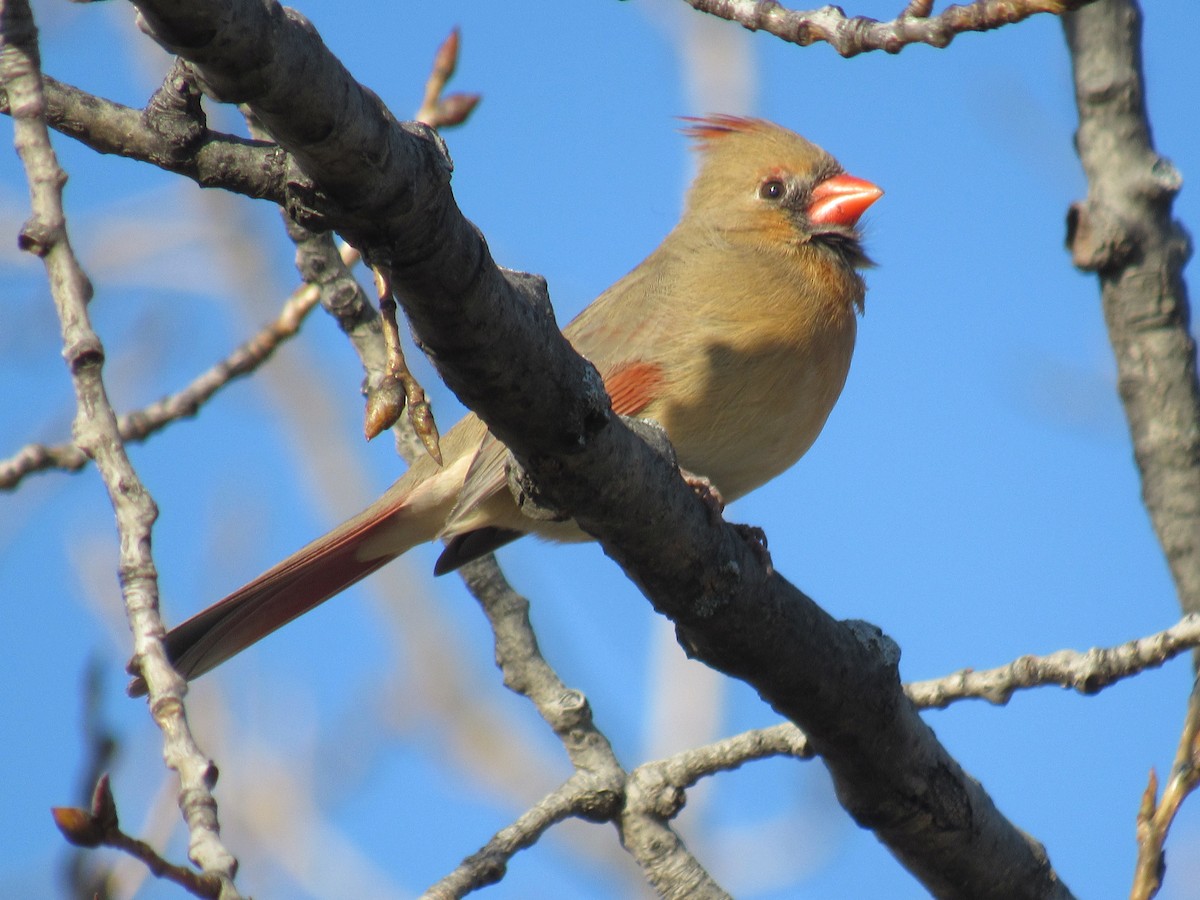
[682, 469, 725, 522]
[731, 523, 773, 574]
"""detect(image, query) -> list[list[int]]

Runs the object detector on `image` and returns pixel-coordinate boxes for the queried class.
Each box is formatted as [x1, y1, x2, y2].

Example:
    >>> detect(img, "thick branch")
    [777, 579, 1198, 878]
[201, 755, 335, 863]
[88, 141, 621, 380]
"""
[1063, 0, 1200, 616]
[121, 0, 1070, 896]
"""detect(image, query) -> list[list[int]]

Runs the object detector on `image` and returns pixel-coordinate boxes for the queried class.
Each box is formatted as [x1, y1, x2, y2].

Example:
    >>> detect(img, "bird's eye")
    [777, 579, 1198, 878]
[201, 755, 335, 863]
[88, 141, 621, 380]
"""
[759, 179, 786, 201]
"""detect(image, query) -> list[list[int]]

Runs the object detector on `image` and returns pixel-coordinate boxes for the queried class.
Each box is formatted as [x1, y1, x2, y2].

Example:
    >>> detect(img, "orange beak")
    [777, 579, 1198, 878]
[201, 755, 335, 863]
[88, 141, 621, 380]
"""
[807, 174, 883, 227]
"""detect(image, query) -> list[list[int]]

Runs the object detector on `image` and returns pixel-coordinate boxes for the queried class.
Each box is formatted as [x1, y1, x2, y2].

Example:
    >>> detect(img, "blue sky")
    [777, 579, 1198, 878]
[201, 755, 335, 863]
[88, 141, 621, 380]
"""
[2, 1, 1198, 897]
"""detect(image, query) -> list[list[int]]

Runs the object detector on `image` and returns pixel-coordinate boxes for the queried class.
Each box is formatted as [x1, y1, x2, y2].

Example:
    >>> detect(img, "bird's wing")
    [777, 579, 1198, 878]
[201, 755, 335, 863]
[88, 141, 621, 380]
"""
[441, 248, 680, 538]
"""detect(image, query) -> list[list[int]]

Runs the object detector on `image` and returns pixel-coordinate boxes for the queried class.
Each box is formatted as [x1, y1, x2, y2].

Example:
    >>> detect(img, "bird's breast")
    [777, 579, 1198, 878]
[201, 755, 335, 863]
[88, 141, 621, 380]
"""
[649, 273, 858, 501]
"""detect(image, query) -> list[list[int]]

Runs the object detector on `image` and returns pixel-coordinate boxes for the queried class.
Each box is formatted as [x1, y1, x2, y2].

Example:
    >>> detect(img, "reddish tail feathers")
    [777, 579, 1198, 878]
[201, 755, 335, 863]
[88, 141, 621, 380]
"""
[128, 502, 421, 695]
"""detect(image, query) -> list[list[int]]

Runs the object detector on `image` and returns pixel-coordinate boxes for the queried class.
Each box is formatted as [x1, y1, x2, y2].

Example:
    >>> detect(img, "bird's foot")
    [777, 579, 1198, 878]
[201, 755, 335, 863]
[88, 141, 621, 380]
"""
[681, 469, 725, 522]
[731, 523, 773, 575]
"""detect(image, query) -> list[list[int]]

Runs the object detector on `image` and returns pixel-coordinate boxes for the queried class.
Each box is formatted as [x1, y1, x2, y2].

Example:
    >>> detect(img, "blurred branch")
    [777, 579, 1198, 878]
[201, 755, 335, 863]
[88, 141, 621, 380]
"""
[1130, 677, 1200, 900]
[63, 661, 120, 900]
[1063, 0, 1199, 618]
[1062, 10, 1200, 888]
[0, 259, 337, 489]
[0, 0, 240, 893]
[682, 0, 1097, 57]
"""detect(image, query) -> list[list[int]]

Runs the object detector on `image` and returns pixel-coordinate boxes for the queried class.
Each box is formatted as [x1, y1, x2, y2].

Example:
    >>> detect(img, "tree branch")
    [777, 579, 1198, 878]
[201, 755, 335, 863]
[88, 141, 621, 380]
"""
[118, 0, 1072, 895]
[0, 257, 336, 489]
[455, 556, 727, 897]
[0, 65, 288, 201]
[1063, 0, 1200, 618]
[53, 775, 223, 900]
[636, 613, 1200, 790]
[681, 0, 1097, 57]
[0, 0, 240, 894]
[909, 613, 1200, 708]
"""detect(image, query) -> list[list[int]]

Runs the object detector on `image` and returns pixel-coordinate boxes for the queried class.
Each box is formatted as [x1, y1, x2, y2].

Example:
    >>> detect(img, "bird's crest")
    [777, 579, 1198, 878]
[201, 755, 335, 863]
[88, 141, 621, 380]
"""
[679, 114, 774, 148]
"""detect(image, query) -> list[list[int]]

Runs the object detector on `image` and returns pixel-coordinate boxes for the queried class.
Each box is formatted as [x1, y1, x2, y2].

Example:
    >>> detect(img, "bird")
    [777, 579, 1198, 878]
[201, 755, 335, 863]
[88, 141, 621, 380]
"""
[130, 115, 882, 695]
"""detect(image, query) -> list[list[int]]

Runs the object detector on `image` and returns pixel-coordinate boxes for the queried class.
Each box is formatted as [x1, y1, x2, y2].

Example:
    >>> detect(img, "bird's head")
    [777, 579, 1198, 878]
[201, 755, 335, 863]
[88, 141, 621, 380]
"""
[680, 115, 881, 270]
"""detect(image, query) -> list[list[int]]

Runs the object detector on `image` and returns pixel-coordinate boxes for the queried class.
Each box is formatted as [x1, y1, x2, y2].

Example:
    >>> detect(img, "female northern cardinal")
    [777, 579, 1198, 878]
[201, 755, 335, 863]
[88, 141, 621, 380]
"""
[133, 115, 881, 694]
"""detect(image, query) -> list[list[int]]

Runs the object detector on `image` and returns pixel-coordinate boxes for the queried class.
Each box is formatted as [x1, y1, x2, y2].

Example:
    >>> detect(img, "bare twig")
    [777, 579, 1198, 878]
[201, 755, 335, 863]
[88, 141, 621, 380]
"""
[452, 556, 729, 898]
[1130, 678, 1200, 900]
[359, 27, 483, 451]
[681, 0, 1096, 57]
[909, 614, 1200, 708]
[425, 607, 1200, 896]
[366, 264, 442, 459]
[0, 0, 239, 893]
[53, 775, 222, 899]
[415, 28, 481, 130]
[0, 261, 341, 489]
[421, 776, 615, 900]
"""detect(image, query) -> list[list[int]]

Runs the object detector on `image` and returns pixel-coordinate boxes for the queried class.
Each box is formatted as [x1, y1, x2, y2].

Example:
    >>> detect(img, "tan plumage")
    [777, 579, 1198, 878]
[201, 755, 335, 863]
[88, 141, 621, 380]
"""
[134, 115, 882, 693]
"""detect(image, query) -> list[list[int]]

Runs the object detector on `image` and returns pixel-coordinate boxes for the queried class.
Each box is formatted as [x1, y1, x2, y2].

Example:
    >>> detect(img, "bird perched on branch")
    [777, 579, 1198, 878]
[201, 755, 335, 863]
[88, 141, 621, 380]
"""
[131, 115, 882, 695]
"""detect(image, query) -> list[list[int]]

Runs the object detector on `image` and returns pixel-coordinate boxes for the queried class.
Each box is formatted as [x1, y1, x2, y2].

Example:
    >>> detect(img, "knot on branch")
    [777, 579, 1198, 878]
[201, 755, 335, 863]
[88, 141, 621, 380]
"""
[553, 688, 595, 730]
[65, 334, 105, 374]
[843, 618, 901, 671]
[17, 216, 61, 257]
[574, 778, 625, 823]
[282, 159, 334, 233]
[1147, 156, 1183, 200]
[1066, 199, 1137, 273]
[1167, 221, 1194, 270]
[626, 765, 686, 821]
[501, 268, 553, 318]
[143, 60, 206, 156]
[505, 453, 571, 523]
[620, 416, 679, 469]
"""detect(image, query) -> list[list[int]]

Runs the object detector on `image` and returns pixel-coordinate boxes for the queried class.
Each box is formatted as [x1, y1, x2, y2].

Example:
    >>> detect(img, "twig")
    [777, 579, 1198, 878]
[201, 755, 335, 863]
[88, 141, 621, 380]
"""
[0, 0, 240, 893]
[909, 613, 1200, 708]
[366, 265, 442, 461]
[1130, 678, 1200, 900]
[421, 776, 612, 900]
[415, 28, 481, 130]
[359, 27, 483, 452]
[53, 775, 222, 899]
[681, 0, 1097, 57]
[631, 614, 1200, 797]
[452, 556, 729, 897]
[0, 70, 287, 202]
[0, 263, 339, 489]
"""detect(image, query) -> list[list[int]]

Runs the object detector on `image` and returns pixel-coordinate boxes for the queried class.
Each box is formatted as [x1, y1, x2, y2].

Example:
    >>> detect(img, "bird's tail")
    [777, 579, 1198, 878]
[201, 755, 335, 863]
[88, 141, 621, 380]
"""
[128, 479, 446, 696]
